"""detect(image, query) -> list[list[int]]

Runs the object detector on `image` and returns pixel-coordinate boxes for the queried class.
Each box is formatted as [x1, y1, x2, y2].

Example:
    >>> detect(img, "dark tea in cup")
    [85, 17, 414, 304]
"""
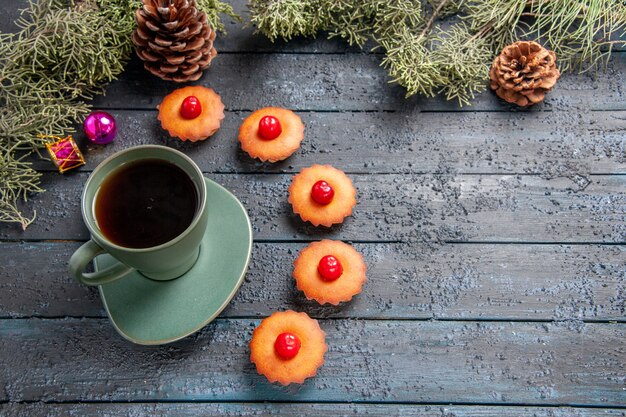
[94, 159, 198, 249]
[70, 145, 208, 284]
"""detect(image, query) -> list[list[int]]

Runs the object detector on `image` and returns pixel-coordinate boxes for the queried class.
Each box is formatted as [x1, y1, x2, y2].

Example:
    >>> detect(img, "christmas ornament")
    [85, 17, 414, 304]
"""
[42, 135, 86, 173]
[489, 41, 560, 107]
[132, 0, 218, 82]
[83, 111, 117, 145]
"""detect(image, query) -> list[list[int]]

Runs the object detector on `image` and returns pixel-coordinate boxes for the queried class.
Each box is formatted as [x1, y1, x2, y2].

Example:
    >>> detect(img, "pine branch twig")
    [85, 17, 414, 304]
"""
[419, 0, 452, 39]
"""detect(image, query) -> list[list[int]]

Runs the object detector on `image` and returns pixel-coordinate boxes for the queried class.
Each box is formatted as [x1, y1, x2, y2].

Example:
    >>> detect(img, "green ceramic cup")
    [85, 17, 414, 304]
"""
[69, 145, 208, 286]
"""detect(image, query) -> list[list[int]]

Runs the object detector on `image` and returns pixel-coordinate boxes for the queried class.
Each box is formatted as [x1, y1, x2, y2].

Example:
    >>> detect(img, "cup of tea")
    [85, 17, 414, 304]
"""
[69, 145, 208, 285]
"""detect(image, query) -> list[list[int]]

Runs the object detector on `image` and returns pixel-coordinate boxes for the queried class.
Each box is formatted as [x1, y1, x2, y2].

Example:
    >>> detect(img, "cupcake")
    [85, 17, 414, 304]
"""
[293, 240, 366, 305]
[288, 164, 356, 227]
[157, 85, 224, 141]
[238, 107, 304, 162]
[250, 310, 327, 385]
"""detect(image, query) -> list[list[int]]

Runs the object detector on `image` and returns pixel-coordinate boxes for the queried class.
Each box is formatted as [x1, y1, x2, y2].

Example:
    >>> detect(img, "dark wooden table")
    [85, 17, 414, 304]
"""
[1, 1, 625, 416]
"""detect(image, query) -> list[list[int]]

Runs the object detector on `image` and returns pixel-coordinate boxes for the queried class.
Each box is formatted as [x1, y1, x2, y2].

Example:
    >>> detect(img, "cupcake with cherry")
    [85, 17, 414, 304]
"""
[288, 164, 356, 227]
[293, 240, 366, 305]
[157, 85, 225, 141]
[238, 107, 304, 162]
[250, 310, 327, 385]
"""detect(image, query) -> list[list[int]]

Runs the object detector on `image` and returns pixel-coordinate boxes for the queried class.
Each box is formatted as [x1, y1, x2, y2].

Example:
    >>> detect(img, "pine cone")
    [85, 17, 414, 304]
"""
[131, 0, 217, 83]
[489, 41, 560, 107]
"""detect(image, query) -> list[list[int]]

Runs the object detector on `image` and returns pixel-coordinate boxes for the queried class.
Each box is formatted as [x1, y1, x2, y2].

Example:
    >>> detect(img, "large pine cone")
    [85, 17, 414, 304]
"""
[489, 41, 560, 107]
[132, 0, 217, 82]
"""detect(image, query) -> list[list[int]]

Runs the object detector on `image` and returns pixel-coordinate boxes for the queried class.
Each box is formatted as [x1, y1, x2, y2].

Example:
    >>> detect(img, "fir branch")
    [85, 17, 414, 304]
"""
[463, 0, 527, 52]
[526, 0, 626, 72]
[379, 27, 445, 98]
[247, 0, 324, 41]
[197, 0, 243, 34]
[0, 0, 136, 147]
[327, 1, 424, 47]
[420, 0, 452, 39]
[326, 1, 380, 47]
[428, 0, 466, 18]
[248, 0, 626, 104]
[0, 145, 44, 230]
[431, 23, 492, 105]
[0, 0, 134, 229]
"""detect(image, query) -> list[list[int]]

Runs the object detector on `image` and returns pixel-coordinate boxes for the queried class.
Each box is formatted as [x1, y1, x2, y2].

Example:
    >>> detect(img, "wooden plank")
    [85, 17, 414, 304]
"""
[1, 174, 623, 243]
[92, 52, 626, 112]
[2, 403, 626, 417]
[29, 110, 626, 175]
[1, 319, 623, 405]
[2, 242, 624, 322]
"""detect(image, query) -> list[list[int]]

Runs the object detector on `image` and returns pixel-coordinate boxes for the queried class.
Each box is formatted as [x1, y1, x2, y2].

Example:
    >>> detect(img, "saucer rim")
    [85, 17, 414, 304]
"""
[97, 176, 253, 345]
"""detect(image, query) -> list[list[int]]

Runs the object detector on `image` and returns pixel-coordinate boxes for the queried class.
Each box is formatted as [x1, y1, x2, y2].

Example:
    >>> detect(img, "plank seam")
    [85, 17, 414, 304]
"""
[444, 241, 626, 246]
[21, 169, 626, 176]
[2, 316, 624, 323]
[69, 107, 626, 114]
[215, 51, 383, 56]
[0, 239, 624, 245]
[2, 399, 625, 409]
[90, 108, 400, 113]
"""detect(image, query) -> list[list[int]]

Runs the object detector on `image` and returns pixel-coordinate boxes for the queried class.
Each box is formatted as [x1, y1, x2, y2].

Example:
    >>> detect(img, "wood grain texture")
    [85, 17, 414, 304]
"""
[1, 319, 623, 405]
[2, 403, 625, 417]
[92, 52, 626, 112]
[2, 242, 624, 322]
[28, 110, 626, 175]
[1, 1, 624, 414]
[1, 173, 623, 243]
